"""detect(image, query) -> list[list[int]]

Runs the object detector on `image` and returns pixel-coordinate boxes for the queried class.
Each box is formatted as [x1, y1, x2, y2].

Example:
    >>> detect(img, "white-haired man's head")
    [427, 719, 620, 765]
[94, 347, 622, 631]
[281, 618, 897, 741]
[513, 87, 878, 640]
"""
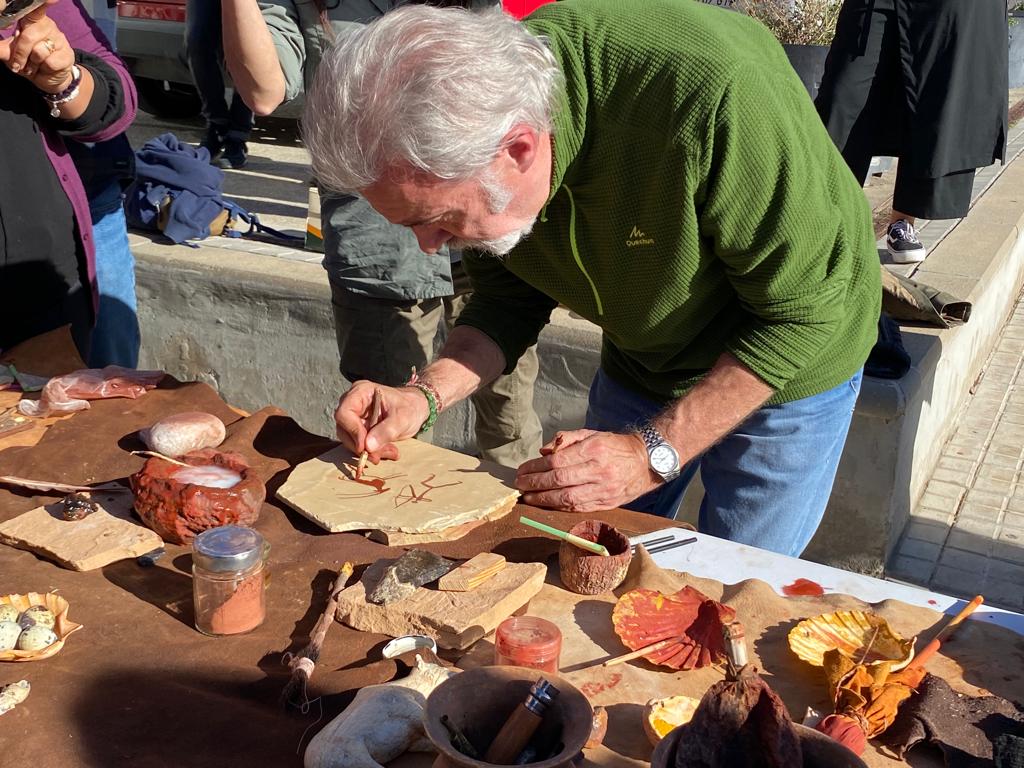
[303, 5, 562, 256]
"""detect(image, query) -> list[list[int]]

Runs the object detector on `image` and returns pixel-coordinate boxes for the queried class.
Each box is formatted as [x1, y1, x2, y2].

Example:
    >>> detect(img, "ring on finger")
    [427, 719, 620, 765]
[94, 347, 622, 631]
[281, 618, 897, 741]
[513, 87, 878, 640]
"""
[43, 38, 56, 54]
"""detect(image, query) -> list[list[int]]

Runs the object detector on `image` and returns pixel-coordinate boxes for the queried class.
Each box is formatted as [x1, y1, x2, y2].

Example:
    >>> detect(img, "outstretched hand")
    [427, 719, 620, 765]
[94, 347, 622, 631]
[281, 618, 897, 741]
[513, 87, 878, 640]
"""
[334, 381, 430, 464]
[515, 429, 661, 513]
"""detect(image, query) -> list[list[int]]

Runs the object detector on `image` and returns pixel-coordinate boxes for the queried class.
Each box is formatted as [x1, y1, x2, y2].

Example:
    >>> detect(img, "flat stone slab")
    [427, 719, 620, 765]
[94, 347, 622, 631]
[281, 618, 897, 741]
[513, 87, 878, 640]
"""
[336, 557, 546, 650]
[276, 442, 519, 537]
[0, 491, 162, 571]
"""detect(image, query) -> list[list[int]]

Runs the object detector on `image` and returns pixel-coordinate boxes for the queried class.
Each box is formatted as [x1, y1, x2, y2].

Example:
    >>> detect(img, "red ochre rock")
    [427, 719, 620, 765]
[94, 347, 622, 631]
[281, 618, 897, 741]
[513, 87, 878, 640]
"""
[130, 449, 264, 545]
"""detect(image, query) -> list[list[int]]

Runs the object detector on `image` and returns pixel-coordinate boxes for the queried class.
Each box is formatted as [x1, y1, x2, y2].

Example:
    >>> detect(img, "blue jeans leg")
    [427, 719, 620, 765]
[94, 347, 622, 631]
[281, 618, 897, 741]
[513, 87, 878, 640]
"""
[585, 368, 862, 556]
[88, 183, 140, 368]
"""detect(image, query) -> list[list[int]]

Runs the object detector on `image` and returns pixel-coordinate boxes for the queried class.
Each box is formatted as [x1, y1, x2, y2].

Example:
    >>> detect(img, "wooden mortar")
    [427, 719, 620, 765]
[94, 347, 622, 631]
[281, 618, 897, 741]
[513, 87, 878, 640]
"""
[558, 520, 631, 595]
[424, 665, 593, 768]
[130, 448, 264, 544]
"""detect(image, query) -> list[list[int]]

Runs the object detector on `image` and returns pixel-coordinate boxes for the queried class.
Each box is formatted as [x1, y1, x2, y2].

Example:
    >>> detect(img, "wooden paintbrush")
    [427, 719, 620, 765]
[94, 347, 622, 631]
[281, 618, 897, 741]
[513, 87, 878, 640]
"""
[355, 388, 383, 480]
[280, 562, 355, 710]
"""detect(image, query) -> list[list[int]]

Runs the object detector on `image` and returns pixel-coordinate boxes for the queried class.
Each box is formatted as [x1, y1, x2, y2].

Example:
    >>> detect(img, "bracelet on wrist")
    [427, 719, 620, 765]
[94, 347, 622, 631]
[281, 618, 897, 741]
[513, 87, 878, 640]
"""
[41, 65, 82, 117]
[405, 367, 444, 437]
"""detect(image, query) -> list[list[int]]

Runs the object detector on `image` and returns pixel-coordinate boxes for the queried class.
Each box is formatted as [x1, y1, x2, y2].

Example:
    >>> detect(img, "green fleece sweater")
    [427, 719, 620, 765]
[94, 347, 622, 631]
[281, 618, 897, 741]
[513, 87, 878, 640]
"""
[455, 0, 881, 404]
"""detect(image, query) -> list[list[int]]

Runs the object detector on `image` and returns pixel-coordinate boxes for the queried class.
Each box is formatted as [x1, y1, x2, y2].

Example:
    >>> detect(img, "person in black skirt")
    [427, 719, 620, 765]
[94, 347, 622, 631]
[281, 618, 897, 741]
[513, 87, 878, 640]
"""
[816, 0, 1009, 263]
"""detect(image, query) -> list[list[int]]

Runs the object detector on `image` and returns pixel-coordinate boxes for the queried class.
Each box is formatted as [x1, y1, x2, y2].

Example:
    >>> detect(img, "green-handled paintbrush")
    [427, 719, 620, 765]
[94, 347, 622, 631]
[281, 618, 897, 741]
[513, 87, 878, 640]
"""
[519, 516, 610, 556]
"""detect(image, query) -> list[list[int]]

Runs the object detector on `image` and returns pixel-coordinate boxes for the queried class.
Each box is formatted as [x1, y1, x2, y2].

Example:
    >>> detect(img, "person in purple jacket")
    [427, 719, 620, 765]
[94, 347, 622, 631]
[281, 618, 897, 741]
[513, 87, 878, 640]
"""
[0, 0, 137, 359]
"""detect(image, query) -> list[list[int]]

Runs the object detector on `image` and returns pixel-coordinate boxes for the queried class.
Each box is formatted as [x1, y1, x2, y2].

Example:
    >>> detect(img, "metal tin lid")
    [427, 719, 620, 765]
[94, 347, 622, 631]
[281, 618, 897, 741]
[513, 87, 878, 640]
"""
[192, 525, 265, 573]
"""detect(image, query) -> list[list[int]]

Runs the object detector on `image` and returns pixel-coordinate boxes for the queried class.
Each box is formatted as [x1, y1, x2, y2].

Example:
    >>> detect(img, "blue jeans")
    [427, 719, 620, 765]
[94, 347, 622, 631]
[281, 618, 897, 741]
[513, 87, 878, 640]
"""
[585, 368, 863, 557]
[88, 183, 140, 368]
[185, 0, 253, 140]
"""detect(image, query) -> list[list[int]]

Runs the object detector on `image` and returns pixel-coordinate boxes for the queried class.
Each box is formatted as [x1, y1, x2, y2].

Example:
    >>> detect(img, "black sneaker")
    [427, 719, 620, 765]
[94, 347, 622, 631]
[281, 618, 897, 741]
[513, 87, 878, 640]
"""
[199, 126, 224, 162]
[886, 219, 927, 263]
[218, 138, 248, 169]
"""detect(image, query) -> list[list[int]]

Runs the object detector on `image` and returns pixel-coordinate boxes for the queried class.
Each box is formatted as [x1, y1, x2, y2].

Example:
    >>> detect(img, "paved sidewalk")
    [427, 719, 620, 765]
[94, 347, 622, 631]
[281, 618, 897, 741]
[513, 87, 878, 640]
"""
[888, 292, 1024, 612]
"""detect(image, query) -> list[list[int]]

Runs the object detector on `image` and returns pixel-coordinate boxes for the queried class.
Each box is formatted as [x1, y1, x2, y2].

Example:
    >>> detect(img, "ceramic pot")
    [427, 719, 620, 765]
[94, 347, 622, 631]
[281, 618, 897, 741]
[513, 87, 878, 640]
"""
[424, 665, 593, 768]
[131, 448, 264, 544]
[558, 520, 631, 595]
[783, 43, 830, 100]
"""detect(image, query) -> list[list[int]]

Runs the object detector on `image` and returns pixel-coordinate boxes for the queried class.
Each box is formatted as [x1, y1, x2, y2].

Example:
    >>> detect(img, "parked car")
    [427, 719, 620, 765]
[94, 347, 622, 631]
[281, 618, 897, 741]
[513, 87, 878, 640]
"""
[115, 0, 202, 118]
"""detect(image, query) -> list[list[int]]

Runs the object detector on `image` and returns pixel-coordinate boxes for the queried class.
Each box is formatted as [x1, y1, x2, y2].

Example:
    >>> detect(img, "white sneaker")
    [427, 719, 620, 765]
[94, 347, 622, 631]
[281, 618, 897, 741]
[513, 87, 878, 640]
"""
[886, 220, 927, 263]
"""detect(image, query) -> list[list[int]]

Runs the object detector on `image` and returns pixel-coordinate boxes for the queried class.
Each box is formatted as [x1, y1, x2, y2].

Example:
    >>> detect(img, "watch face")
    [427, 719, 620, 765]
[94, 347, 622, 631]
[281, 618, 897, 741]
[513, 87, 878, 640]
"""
[650, 444, 678, 474]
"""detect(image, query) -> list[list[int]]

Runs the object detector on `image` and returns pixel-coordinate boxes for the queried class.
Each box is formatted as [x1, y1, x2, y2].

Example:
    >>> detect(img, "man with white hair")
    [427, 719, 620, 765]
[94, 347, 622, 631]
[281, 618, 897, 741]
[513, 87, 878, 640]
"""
[303, 0, 881, 557]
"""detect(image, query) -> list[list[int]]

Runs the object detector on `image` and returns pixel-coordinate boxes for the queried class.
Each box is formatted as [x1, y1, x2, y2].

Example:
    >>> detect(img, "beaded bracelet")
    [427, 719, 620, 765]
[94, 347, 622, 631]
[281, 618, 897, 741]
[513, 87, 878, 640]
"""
[41, 65, 82, 118]
[405, 367, 445, 437]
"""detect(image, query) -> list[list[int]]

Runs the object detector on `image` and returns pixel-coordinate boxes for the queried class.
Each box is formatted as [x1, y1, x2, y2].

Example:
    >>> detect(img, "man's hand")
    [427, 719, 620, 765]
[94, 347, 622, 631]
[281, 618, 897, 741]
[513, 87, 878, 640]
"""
[515, 429, 661, 513]
[334, 381, 430, 464]
[0, 1, 74, 92]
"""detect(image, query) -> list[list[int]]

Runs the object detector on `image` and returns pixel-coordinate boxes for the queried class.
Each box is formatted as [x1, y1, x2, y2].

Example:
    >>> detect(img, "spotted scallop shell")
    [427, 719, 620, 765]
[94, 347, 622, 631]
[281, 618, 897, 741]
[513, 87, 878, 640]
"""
[788, 610, 915, 670]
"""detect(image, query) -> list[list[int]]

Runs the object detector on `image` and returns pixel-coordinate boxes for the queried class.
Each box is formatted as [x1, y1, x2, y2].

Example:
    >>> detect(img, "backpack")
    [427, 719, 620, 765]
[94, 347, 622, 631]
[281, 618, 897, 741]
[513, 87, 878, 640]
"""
[124, 132, 301, 246]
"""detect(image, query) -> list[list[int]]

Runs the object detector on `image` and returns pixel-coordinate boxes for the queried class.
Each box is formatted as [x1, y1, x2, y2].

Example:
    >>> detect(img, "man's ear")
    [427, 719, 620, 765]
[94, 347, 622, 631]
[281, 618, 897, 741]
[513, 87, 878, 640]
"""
[500, 124, 542, 174]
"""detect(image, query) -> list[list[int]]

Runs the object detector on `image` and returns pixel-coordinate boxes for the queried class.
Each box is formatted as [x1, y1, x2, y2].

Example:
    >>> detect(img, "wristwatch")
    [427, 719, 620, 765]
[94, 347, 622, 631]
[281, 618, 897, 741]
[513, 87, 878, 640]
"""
[637, 423, 681, 482]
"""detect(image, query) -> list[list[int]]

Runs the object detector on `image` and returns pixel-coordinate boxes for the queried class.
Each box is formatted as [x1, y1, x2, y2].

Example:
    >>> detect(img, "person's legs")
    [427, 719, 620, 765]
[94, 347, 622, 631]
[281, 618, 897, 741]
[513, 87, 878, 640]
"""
[698, 371, 863, 557]
[329, 278, 441, 387]
[219, 93, 254, 169]
[88, 182, 140, 368]
[447, 261, 543, 468]
[185, 0, 230, 158]
[815, 0, 901, 184]
[892, 168, 976, 222]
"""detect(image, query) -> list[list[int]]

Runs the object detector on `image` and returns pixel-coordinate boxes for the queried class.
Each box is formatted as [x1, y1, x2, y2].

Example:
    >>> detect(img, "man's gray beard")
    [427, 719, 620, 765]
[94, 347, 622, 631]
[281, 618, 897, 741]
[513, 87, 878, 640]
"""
[450, 217, 536, 257]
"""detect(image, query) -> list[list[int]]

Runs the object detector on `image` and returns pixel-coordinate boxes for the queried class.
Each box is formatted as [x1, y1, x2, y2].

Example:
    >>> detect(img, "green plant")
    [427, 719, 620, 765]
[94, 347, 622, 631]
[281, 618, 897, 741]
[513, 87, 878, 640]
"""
[739, 0, 844, 47]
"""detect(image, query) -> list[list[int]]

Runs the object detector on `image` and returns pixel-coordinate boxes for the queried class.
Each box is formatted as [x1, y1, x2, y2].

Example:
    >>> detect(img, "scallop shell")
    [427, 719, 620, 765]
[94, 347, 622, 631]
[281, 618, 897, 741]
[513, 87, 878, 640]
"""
[612, 586, 736, 670]
[788, 610, 914, 670]
[0, 593, 82, 662]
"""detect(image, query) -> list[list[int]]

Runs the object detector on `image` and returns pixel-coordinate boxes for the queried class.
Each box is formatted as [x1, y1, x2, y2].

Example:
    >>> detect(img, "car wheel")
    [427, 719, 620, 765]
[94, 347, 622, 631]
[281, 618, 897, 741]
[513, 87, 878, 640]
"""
[135, 76, 203, 119]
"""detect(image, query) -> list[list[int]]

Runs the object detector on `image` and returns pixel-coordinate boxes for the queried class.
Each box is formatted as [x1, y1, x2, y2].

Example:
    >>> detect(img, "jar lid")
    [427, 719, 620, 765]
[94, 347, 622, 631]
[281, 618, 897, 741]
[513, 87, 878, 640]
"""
[495, 616, 562, 660]
[193, 525, 266, 572]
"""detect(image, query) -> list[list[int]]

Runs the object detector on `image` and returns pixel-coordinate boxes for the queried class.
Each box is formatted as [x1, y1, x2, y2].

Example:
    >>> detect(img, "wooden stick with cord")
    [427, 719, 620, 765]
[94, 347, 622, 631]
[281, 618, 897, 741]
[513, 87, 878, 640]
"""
[908, 594, 984, 670]
[355, 389, 383, 480]
[280, 563, 355, 710]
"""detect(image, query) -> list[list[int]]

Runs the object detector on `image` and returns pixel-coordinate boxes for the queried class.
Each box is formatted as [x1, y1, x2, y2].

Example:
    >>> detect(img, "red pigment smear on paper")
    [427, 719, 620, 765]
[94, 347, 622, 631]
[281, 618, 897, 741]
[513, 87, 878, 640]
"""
[928, 599, 938, 606]
[580, 673, 621, 698]
[782, 578, 825, 597]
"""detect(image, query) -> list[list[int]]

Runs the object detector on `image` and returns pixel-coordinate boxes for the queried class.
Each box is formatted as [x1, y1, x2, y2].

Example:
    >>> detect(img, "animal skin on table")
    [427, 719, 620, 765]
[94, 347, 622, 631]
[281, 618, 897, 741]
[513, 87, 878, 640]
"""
[276, 442, 519, 538]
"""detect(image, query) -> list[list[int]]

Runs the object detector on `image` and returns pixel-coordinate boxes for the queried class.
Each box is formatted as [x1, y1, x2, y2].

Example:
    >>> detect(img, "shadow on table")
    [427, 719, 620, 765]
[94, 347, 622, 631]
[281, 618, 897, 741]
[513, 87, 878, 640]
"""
[102, 557, 195, 628]
[71, 667, 305, 768]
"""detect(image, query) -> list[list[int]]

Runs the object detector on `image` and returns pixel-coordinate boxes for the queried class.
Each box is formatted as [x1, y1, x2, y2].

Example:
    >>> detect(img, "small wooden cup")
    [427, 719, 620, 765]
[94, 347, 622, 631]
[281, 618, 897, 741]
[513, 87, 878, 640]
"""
[558, 520, 632, 595]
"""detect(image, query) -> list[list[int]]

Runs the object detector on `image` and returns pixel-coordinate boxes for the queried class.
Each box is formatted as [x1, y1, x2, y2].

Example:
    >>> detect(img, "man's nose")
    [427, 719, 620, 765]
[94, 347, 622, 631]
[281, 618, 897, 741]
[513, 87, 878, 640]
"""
[412, 225, 452, 254]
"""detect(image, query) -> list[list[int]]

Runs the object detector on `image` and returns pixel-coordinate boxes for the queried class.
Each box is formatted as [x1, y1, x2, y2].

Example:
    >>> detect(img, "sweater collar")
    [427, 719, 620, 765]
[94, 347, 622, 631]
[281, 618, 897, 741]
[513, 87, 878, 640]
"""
[527, 20, 588, 204]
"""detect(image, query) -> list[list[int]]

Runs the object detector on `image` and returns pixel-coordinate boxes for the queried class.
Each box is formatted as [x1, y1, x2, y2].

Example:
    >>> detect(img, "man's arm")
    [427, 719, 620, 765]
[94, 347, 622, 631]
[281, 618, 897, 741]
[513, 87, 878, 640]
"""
[516, 352, 773, 512]
[221, 0, 288, 115]
[335, 326, 506, 455]
[654, 352, 773, 462]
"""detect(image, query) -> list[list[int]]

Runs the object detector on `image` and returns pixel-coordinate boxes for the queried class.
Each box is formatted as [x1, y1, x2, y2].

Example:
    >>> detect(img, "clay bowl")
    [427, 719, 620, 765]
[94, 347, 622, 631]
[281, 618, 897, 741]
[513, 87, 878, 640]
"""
[130, 448, 265, 545]
[424, 665, 593, 768]
[558, 520, 631, 595]
[650, 721, 868, 768]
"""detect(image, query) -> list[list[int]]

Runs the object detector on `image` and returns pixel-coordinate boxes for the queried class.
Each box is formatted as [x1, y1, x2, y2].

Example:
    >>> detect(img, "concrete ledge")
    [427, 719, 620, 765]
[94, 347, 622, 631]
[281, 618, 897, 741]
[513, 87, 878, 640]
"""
[802, 155, 1024, 571]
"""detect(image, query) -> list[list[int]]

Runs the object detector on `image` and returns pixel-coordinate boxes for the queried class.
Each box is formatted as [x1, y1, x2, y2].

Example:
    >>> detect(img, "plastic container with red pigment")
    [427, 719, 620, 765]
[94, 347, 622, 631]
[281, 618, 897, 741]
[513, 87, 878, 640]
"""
[493, 615, 562, 673]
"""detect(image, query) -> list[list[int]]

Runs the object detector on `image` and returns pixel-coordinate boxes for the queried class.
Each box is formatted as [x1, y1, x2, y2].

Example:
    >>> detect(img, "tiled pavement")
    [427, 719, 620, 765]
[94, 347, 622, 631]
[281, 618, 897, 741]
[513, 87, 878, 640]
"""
[888, 295, 1024, 612]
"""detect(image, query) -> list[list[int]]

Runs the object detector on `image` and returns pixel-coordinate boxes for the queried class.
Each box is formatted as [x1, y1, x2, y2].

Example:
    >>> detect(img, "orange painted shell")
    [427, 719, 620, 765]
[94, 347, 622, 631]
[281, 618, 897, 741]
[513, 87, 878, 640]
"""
[612, 586, 736, 670]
